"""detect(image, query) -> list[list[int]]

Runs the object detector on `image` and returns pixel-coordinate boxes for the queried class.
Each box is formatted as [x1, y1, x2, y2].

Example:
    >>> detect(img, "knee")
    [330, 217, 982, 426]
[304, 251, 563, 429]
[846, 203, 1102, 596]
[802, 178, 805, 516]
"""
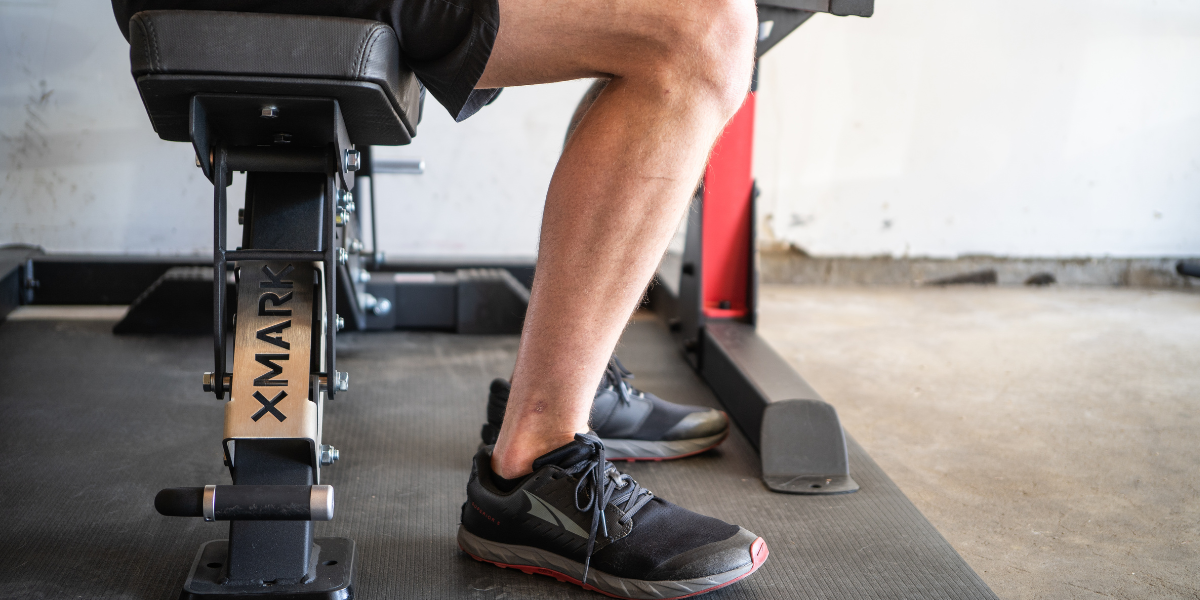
[657, 0, 758, 120]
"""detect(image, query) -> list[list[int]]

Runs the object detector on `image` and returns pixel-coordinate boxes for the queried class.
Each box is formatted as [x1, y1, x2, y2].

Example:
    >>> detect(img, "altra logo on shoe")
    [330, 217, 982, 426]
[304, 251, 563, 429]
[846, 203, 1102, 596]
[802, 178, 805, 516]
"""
[523, 490, 587, 538]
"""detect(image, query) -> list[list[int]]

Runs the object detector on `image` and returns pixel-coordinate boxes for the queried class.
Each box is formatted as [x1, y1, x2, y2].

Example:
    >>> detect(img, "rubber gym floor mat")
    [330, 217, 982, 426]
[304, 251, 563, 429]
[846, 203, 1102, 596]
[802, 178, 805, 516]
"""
[0, 317, 997, 600]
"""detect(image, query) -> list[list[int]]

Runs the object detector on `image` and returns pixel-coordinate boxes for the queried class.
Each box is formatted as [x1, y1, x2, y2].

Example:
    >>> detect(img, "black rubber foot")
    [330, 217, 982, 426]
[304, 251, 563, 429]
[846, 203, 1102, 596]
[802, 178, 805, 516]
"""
[180, 538, 354, 600]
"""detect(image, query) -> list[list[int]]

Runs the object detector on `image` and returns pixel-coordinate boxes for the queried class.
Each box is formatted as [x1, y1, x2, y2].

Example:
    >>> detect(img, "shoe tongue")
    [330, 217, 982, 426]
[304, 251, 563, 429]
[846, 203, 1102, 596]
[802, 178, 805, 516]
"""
[532, 434, 601, 470]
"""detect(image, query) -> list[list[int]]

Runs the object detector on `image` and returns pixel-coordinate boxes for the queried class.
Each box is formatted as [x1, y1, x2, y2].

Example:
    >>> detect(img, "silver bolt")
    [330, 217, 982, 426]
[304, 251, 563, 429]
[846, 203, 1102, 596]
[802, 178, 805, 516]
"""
[344, 149, 361, 172]
[357, 270, 371, 284]
[349, 239, 364, 254]
[372, 298, 392, 316]
[359, 293, 377, 312]
[202, 372, 230, 393]
[238, 209, 244, 225]
[261, 105, 278, 118]
[336, 315, 344, 331]
[337, 247, 348, 265]
[319, 445, 340, 466]
[334, 371, 349, 392]
[337, 191, 355, 216]
[337, 194, 356, 215]
[336, 209, 351, 226]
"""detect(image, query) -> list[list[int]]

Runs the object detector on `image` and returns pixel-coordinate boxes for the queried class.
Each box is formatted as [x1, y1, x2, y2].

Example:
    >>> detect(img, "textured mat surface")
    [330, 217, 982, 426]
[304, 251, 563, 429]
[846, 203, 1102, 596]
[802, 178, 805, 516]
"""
[0, 316, 996, 600]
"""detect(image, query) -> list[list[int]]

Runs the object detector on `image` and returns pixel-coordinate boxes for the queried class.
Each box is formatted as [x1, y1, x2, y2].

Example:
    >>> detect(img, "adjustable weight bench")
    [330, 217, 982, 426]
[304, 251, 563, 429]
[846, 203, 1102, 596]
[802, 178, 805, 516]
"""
[126, 10, 421, 599]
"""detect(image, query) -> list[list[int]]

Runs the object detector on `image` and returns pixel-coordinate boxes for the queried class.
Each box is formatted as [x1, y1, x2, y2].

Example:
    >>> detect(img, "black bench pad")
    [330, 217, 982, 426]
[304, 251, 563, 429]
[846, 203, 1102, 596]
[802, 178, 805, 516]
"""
[129, 11, 420, 145]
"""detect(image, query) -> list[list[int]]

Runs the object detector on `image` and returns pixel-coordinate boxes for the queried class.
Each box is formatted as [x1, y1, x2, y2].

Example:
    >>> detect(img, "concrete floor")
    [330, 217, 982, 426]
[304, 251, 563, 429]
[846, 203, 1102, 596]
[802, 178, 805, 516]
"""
[756, 285, 1200, 600]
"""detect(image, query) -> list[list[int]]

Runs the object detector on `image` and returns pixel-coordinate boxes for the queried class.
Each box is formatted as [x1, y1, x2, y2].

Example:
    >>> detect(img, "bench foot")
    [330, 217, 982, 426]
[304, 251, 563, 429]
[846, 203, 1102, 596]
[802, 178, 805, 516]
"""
[180, 538, 355, 600]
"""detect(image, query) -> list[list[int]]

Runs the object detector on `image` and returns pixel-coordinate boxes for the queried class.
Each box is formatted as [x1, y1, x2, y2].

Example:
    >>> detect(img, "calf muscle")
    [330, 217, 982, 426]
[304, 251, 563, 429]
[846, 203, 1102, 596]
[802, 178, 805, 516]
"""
[482, 0, 755, 478]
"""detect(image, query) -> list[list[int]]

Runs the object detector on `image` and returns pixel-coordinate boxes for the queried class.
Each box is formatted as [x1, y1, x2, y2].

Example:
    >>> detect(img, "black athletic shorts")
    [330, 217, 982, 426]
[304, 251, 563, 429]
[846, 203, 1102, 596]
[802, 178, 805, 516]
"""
[110, 0, 501, 121]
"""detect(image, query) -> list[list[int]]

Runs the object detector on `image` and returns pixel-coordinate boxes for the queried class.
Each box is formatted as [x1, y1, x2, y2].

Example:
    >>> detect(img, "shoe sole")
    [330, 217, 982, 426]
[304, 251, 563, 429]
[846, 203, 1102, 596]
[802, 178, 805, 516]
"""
[602, 429, 728, 462]
[458, 526, 768, 600]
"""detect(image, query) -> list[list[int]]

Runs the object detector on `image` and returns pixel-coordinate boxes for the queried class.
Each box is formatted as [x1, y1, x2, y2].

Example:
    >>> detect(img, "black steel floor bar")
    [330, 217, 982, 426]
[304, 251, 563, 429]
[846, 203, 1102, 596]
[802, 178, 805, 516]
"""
[699, 320, 824, 450]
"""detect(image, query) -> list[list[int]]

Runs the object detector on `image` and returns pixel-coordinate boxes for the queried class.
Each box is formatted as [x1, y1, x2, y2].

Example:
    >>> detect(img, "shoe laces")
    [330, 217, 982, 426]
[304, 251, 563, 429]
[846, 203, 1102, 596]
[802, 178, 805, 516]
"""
[567, 433, 654, 584]
[601, 356, 643, 406]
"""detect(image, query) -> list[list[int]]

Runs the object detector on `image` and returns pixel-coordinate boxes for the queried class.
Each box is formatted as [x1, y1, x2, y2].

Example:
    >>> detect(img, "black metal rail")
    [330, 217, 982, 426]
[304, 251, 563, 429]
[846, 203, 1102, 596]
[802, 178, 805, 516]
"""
[210, 143, 340, 400]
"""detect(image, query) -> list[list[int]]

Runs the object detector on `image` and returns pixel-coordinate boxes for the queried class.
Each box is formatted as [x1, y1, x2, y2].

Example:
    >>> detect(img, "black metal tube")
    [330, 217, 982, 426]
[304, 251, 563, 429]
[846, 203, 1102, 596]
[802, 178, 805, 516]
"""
[225, 250, 325, 262]
[226, 147, 328, 173]
[325, 172, 337, 399]
[369, 171, 380, 269]
[213, 146, 228, 400]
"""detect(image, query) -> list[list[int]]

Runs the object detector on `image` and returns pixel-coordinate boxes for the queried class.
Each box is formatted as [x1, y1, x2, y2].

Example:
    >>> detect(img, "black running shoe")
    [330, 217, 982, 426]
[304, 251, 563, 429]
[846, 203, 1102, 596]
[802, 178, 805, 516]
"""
[481, 357, 729, 461]
[459, 435, 768, 599]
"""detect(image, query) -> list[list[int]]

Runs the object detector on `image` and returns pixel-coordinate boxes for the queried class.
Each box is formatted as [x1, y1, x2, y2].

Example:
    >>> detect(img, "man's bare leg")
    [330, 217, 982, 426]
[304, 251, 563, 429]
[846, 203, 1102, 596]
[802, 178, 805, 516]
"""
[479, 0, 758, 478]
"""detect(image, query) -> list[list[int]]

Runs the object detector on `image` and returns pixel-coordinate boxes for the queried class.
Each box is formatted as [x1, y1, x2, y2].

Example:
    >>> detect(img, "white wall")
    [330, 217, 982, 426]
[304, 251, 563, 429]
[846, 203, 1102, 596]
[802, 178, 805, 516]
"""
[369, 81, 588, 260]
[0, 0, 585, 258]
[755, 0, 1200, 258]
[3, 0, 1197, 259]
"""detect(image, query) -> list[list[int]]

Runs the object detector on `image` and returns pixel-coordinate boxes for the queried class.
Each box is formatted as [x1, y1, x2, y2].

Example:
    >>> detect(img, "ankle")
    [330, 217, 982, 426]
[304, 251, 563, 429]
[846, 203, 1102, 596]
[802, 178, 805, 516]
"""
[491, 429, 579, 479]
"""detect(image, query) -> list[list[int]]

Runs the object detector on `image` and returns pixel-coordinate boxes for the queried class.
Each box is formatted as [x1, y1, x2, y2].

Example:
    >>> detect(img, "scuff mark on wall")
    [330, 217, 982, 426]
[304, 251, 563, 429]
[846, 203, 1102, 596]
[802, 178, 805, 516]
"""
[2, 77, 68, 228]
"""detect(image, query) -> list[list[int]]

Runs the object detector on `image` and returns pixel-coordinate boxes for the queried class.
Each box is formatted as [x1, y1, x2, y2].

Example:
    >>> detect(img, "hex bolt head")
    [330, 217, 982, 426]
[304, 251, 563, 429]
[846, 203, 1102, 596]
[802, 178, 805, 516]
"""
[337, 247, 349, 265]
[336, 209, 351, 226]
[357, 270, 371, 284]
[202, 372, 230, 393]
[336, 315, 345, 331]
[334, 371, 349, 392]
[373, 298, 393, 316]
[319, 445, 340, 466]
[261, 105, 278, 118]
[344, 149, 362, 172]
[349, 239, 364, 254]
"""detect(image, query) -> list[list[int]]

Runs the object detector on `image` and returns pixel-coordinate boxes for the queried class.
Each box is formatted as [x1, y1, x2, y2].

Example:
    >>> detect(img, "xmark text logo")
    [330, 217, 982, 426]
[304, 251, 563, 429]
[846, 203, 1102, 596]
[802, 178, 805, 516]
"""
[252, 264, 294, 423]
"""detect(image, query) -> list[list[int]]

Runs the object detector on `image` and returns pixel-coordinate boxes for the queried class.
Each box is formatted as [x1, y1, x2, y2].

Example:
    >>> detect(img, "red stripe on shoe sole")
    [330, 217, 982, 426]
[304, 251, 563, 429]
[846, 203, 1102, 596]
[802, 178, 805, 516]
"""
[459, 536, 769, 600]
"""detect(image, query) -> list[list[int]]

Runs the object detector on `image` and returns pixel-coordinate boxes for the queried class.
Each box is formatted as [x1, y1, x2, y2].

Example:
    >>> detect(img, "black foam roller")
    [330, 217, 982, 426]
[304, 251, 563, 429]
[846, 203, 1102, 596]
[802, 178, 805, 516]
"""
[155, 487, 204, 517]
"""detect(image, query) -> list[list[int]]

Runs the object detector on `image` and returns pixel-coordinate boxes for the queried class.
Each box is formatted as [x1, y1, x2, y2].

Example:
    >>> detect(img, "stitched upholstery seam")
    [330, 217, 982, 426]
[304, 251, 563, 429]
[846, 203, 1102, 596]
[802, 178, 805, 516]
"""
[353, 26, 377, 79]
[148, 18, 162, 70]
[132, 16, 161, 71]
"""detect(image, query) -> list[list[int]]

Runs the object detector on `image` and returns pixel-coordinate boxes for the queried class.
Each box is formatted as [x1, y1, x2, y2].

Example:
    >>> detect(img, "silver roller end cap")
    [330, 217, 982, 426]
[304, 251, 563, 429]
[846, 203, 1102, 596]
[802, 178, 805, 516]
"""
[309, 485, 335, 521]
